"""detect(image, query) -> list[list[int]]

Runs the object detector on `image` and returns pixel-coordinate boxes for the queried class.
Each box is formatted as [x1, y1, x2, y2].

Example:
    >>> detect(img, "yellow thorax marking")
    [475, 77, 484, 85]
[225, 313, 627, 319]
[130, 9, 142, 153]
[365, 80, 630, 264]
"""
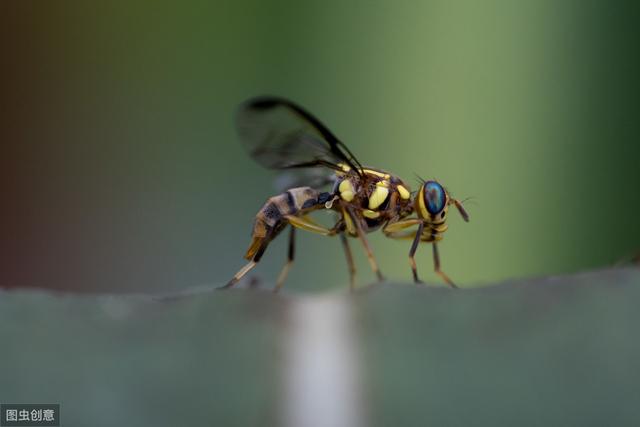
[368, 180, 389, 210]
[339, 179, 355, 202]
[362, 209, 381, 219]
[397, 184, 411, 200]
[363, 168, 391, 179]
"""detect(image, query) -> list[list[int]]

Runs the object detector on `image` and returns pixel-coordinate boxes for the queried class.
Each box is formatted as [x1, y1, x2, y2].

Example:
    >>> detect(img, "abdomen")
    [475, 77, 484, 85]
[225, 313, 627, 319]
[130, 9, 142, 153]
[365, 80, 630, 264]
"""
[245, 187, 326, 260]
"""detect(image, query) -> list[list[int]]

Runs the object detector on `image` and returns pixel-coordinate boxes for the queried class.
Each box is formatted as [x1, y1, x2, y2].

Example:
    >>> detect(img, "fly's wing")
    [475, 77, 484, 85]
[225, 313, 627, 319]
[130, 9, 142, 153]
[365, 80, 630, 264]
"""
[272, 168, 337, 193]
[235, 97, 364, 181]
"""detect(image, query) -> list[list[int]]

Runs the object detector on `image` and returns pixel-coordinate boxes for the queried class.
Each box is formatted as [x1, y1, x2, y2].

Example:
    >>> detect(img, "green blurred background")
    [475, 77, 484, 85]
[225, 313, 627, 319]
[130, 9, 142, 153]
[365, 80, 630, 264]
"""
[2, 1, 639, 293]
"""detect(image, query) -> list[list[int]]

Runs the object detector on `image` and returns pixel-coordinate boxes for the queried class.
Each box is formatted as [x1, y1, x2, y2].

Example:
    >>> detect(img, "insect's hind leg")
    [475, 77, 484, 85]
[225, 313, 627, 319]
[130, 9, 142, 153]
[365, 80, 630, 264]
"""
[273, 227, 296, 293]
[219, 233, 271, 290]
[275, 214, 343, 291]
[223, 213, 340, 291]
[220, 261, 259, 290]
[289, 214, 358, 291]
[432, 242, 458, 289]
[270, 215, 337, 292]
[285, 214, 337, 236]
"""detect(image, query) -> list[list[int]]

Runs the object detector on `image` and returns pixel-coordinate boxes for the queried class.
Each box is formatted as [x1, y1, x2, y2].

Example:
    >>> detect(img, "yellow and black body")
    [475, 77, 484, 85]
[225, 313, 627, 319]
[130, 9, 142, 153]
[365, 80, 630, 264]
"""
[221, 96, 469, 292]
[331, 164, 414, 236]
[243, 187, 330, 262]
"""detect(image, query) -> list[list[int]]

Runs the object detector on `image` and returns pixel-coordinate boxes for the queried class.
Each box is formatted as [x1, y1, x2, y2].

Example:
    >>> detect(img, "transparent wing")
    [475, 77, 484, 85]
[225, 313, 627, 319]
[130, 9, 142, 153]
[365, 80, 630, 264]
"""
[272, 169, 337, 193]
[235, 96, 364, 177]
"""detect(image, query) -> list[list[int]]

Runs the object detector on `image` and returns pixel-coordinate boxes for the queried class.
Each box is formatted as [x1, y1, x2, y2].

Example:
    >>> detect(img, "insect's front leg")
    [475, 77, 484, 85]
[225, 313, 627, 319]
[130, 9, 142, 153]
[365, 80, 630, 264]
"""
[408, 222, 426, 284]
[432, 241, 458, 289]
[382, 217, 422, 239]
[384, 217, 427, 283]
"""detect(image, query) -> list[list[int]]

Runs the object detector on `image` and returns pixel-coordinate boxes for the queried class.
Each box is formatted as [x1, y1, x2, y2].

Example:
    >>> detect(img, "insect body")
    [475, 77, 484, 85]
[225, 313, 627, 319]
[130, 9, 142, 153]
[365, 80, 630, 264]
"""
[328, 164, 415, 240]
[221, 96, 469, 292]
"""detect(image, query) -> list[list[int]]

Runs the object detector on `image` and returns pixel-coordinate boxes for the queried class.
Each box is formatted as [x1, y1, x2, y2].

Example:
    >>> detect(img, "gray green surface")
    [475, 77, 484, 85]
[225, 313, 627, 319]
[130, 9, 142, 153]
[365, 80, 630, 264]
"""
[356, 268, 640, 426]
[0, 289, 288, 427]
[1, 268, 639, 426]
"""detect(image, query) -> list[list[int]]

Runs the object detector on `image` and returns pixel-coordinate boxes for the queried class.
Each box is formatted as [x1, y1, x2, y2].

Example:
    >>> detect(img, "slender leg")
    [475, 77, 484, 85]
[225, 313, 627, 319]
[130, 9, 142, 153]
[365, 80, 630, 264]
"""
[386, 230, 419, 240]
[285, 214, 337, 236]
[274, 227, 296, 293]
[383, 218, 422, 235]
[409, 222, 425, 284]
[220, 233, 271, 290]
[340, 232, 357, 291]
[433, 242, 458, 289]
[223, 213, 342, 291]
[280, 215, 343, 290]
[348, 207, 384, 282]
[219, 261, 258, 289]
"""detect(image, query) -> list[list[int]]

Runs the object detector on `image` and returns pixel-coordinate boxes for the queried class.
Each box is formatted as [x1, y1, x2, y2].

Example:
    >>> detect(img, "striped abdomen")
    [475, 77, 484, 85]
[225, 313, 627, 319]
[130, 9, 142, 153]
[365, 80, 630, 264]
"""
[244, 187, 330, 260]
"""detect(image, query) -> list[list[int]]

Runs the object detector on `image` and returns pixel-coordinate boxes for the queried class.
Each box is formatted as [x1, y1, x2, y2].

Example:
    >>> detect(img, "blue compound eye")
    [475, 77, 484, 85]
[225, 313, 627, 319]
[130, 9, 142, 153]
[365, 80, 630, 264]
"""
[424, 181, 446, 215]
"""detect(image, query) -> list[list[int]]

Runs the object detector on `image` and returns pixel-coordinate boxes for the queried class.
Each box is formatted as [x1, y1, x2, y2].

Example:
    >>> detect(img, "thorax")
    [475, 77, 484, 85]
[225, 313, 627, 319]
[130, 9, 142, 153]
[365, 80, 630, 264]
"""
[334, 167, 413, 231]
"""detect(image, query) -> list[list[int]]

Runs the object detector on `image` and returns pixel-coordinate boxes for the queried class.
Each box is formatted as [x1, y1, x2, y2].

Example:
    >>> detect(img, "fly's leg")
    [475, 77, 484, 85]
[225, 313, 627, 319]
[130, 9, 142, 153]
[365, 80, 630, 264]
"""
[382, 218, 422, 236]
[289, 214, 356, 290]
[285, 214, 338, 236]
[348, 207, 384, 282]
[219, 237, 270, 290]
[383, 218, 423, 240]
[220, 261, 258, 289]
[385, 231, 418, 240]
[408, 222, 425, 284]
[433, 241, 458, 289]
[340, 232, 357, 291]
[274, 227, 295, 293]
[272, 215, 340, 291]
[224, 213, 339, 291]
